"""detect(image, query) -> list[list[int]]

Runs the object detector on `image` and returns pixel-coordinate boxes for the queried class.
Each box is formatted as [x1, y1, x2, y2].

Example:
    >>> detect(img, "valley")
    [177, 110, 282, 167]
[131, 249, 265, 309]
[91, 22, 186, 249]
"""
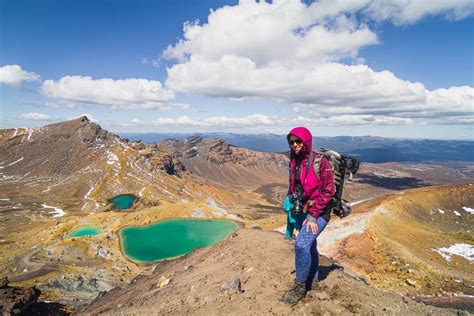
[0, 118, 473, 314]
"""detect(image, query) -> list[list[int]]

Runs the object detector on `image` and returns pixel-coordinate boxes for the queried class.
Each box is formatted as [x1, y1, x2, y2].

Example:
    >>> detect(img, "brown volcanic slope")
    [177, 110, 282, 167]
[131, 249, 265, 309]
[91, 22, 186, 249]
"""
[0, 118, 244, 302]
[0, 116, 186, 212]
[334, 183, 474, 298]
[82, 229, 462, 315]
[158, 136, 288, 190]
[158, 136, 291, 221]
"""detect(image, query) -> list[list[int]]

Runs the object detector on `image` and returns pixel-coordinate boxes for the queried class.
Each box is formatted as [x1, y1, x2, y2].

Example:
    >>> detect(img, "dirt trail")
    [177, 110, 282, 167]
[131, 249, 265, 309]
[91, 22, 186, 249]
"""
[82, 229, 462, 315]
[10, 248, 57, 282]
[274, 202, 382, 258]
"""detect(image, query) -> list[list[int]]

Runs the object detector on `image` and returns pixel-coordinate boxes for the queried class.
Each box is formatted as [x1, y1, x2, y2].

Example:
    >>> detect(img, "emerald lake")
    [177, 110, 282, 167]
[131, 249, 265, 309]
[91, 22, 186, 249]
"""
[69, 226, 102, 237]
[108, 194, 137, 210]
[119, 219, 238, 263]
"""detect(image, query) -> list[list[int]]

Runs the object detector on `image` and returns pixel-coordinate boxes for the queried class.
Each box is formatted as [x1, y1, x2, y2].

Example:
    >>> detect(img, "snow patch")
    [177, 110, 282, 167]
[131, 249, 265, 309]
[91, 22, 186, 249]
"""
[84, 184, 95, 200]
[462, 207, 474, 215]
[350, 198, 373, 207]
[192, 209, 206, 218]
[433, 243, 474, 263]
[438, 209, 445, 214]
[42, 203, 66, 218]
[207, 197, 226, 211]
[0, 198, 10, 201]
[0, 157, 24, 169]
[106, 150, 119, 165]
[27, 128, 34, 141]
[454, 211, 461, 216]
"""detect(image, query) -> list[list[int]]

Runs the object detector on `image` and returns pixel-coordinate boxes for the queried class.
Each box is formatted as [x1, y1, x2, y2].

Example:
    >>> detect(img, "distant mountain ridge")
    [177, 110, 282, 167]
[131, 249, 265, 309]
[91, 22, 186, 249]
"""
[156, 135, 288, 190]
[121, 132, 474, 163]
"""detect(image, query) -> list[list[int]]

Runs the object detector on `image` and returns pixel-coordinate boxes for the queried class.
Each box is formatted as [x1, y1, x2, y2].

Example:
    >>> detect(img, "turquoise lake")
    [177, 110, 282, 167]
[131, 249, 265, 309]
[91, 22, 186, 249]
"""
[69, 226, 102, 237]
[119, 219, 238, 263]
[108, 194, 137, 210]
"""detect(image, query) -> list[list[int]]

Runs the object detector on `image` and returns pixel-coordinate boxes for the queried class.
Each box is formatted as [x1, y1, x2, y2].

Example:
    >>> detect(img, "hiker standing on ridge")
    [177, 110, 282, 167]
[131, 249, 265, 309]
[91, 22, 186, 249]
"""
[282, 127, 335, 305]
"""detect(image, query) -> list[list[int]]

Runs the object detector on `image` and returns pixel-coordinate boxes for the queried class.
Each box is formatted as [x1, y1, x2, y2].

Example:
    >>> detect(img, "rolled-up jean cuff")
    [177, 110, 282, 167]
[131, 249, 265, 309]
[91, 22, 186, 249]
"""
[306, 214, 317, 223]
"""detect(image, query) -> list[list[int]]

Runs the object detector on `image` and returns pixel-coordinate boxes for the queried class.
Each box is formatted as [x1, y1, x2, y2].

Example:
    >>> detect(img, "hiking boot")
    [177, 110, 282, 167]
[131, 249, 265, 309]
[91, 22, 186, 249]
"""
[281, 282, 307, 305]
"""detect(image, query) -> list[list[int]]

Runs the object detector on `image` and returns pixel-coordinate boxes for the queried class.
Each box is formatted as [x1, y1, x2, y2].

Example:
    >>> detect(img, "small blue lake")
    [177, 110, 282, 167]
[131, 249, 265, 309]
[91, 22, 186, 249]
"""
[69, 226, 102, 237]
[119, 219, 238, 263]
[108, 194, 137, 210]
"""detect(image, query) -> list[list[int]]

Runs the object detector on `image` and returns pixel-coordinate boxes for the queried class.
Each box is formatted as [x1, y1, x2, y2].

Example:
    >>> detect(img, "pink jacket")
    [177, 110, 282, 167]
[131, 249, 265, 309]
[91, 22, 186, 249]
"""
[287, 127, 335, 219]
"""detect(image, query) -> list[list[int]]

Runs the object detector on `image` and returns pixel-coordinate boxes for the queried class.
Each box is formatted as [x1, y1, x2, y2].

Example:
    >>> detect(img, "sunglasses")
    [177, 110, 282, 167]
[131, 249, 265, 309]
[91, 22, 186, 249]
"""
[288, 139, 303, 146]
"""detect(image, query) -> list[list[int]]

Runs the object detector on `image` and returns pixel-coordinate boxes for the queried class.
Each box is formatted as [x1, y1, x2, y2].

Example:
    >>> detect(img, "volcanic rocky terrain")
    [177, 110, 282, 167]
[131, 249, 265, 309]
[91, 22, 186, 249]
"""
[1, 118, 473, 314]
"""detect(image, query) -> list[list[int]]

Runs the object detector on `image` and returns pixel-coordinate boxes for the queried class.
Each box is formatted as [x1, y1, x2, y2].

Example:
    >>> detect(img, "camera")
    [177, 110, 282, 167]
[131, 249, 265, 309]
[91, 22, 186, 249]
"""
[289, 185, 307, 215]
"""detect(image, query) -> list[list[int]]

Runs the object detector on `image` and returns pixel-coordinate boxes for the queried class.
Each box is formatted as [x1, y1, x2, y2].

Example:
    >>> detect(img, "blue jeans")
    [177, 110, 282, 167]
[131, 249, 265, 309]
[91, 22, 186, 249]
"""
[295, 215, 328, 285]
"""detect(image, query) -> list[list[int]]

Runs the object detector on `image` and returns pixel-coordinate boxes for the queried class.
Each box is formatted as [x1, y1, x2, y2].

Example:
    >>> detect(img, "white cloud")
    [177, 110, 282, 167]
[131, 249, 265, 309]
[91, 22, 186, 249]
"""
[163, 1, 378, 65]
[0, 65, 41, 87]
[142, 57, 162, 68]
[163, 0, 474, 125]
[41, 76, 182, 110]
[295, 114, 413, 126]
[17, 112, 51, 121]
[151, 114, 285, 128]
[136, 113, 411, 130]
[363, 0, 474, 25]
[131, 118, 145, 125]
[68, 113, 99, 123]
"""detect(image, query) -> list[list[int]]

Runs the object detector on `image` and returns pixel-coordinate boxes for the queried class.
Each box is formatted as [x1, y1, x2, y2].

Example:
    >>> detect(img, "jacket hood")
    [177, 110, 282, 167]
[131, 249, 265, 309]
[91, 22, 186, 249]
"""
[287, 126, 313, 157]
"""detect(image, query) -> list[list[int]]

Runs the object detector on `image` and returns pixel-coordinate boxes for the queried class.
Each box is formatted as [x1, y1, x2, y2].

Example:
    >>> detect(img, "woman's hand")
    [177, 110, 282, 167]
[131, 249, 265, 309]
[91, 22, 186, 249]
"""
[303, 219, 318, 235]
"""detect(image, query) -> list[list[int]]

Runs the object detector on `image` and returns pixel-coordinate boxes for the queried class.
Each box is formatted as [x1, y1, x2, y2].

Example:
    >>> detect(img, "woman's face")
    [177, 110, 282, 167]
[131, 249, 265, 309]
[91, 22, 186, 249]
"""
[288, 136, 303, 155]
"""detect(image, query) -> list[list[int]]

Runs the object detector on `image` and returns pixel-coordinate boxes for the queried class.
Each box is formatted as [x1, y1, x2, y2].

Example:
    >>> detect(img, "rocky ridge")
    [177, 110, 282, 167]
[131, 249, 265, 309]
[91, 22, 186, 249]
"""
[157, 135, 289, 190]
[0, 116, 187, 214]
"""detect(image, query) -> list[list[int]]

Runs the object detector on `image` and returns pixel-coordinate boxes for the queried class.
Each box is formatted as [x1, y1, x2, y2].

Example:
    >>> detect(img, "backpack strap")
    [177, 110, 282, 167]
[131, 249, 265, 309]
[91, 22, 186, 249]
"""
[314, 152, 323, 179]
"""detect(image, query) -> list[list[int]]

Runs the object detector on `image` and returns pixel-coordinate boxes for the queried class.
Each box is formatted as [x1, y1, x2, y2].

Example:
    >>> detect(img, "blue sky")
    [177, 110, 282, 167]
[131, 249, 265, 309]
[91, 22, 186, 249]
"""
[1, 0, 473, 139]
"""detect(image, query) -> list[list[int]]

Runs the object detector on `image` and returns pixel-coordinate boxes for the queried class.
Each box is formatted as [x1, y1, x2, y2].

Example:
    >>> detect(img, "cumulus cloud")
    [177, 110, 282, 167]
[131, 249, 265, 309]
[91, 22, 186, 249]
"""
[41, 76, 184, 110]
[164, 1, 378, 65]
[0, 65, 41, 87]
[163, 0, 474, 125]
[17, 112, 51, 121]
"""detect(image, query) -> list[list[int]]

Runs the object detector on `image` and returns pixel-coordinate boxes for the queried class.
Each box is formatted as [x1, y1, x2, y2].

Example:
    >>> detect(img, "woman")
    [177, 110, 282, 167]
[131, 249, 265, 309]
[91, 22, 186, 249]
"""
[282, 127, 335, 305]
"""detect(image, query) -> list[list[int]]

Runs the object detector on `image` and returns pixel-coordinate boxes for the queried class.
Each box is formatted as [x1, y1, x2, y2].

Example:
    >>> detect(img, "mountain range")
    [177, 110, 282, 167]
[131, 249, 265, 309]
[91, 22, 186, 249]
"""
[122, 132, 474, 163]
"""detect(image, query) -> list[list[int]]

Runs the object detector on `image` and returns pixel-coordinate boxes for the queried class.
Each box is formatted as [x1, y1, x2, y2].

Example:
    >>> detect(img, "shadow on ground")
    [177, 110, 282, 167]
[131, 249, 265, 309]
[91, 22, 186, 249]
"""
[356, 174, 426, 190]
[21, 302, 72, 315]
[318, 263, 344, 282]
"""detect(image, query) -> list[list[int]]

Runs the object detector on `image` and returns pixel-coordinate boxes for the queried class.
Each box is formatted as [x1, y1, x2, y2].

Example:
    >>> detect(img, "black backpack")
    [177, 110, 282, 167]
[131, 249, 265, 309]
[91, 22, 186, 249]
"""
[312, 148, 360, 218]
